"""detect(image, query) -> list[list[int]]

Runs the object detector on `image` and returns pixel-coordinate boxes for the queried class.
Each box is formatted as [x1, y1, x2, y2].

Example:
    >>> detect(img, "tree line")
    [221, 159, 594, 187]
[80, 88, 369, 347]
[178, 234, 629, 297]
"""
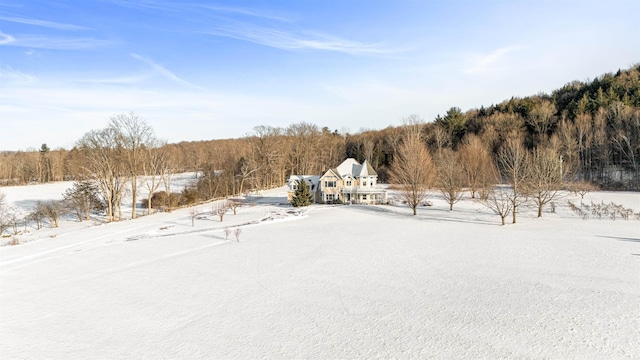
[0, 64, 638, 198]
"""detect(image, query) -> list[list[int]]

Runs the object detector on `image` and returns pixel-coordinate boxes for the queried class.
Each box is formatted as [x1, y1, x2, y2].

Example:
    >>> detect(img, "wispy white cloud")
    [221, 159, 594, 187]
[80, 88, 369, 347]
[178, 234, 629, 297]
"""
[463, 46, 524, 74]
[104, 0, 291, 22]
[1, 34, 115, 49]
[203, 25, 393, 55]
[200, 5, 292, 22]
[130, 53, 205, 90]
[0, 30, 15, 44]
[0, 66, 37, 83]
[0, 16, 90, 30]
[100, 1, 391, 56]
[80, 73, 152, 85]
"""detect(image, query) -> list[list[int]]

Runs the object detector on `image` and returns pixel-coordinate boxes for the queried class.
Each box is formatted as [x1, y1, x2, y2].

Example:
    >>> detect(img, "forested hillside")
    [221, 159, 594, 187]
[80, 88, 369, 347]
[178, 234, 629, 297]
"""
[1, 64, 638, 192]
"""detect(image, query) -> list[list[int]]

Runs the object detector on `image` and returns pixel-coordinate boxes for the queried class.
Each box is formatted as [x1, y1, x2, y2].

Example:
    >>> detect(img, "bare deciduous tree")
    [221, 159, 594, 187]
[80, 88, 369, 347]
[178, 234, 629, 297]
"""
[481, 186, 513, 226]
[30, 202, 45, 230]
[248, 125, 286, 190]
[110, 113, 156, 219]
[498, 134, 529, 224]
[77, 127, 126, 222]
[2, 208, 20, 235]
[389, 118, 437, 215]
[236, 156, 258, 195]
[287, 122, 322, 176]
[142, 142, 170, 215]
[571, 181, 598, 203]
[607, 102, 639, 186]
[436, 149, 465, 210]
[213, 201, 229, 222]
[526, 147, 564, 217]
[41, 200, 64, 228]
[527, 100, 557, 145]
[459, 135, 495, 199]
[430, 126, 450, 155]
[0, 193, 13, 235]
[234, 227, 242, 242]
[228, 199, 241, 215]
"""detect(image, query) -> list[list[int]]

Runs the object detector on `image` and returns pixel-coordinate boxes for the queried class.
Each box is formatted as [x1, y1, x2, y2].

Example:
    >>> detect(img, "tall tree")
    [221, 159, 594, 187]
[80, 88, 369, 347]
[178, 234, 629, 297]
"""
[607, 102, 639, 187]
[435, 107, 467, 148]
[459, 135, 495, 198]
[142, 141, 170, 215]
[389, 118, 437, 215]
[436, 149, 465, 210]
[39, 143, 52, 183]
[498, 134, 529, 224]
[77, 127, 126, 222]
[109, 113, 156, 219]
[527, 100, 557, 145]
[526, 147, 564, 217]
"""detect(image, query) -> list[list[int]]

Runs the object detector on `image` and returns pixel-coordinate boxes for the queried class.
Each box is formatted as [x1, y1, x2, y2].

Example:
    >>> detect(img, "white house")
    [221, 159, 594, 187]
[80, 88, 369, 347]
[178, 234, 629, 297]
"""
[287, 158, 387, 205]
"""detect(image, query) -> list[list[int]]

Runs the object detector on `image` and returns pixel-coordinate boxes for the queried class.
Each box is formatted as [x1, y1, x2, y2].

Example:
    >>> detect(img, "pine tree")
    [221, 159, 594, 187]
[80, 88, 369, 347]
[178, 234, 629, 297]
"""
[291, 179, 313, 207]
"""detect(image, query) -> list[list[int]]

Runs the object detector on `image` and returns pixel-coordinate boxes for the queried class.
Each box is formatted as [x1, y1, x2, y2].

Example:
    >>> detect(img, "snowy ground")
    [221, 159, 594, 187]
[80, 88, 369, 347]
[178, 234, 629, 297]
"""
[1, 182, 639, 359]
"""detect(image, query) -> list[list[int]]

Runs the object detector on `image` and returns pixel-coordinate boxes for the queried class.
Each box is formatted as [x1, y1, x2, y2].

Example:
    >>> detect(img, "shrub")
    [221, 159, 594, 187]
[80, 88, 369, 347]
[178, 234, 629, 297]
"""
[149, 191, 182, 211]
[181, 187, 199, 206]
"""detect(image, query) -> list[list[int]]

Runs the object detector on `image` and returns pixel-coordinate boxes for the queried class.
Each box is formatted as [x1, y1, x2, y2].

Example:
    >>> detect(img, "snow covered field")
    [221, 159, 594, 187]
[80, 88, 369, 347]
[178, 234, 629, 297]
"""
[1, 182, 639, 359]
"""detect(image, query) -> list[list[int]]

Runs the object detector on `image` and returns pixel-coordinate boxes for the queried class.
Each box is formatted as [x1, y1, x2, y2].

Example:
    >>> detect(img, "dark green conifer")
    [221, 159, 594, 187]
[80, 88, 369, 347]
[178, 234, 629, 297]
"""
[291, 179, 313, 207]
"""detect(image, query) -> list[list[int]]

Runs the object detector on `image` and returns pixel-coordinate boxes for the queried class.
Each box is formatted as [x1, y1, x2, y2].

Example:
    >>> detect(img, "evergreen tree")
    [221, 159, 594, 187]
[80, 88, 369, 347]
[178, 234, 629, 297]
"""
[63, 181, 104, 221]
[291, 179, 313, 207]
[435, 107, 467, 148]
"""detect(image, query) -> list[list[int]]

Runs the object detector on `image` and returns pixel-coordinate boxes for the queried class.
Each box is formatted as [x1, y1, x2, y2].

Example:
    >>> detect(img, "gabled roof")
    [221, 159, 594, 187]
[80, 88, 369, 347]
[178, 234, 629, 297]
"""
[320, 168, 343, 180]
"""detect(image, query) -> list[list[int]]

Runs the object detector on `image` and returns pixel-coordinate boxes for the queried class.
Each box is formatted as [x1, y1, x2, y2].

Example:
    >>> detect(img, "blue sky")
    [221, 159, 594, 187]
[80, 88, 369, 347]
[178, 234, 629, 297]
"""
[1, 0, 638, 151]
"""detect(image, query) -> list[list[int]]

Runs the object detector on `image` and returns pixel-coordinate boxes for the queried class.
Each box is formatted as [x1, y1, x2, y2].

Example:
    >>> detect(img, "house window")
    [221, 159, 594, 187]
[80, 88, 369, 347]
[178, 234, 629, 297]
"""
[326, 194, 335, 201]
[370, 182, 373, 187]
[346, 180, 352, 186]
[362, 180, 367, 187]
[325, 180, 336, 188]
[311, 184, 315, 190]
[362, 194, 367, 200]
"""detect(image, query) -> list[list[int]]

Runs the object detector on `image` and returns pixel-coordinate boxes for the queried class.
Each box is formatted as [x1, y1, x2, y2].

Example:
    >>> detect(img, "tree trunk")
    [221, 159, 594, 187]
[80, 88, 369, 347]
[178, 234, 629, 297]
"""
[131, 176, 137, 219]
[107, 196, 114, 222]
[512, 204, 517, 224]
